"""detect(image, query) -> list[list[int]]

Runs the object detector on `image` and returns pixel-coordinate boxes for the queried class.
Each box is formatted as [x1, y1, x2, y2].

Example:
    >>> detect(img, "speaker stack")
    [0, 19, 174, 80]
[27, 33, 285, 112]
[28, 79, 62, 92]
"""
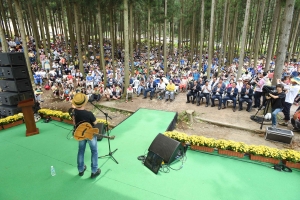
[0, 53, 34, 117]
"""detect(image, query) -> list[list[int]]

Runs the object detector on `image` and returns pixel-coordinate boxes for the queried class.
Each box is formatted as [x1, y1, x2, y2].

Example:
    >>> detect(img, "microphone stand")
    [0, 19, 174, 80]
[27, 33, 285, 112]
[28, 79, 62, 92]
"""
[89, 101, 118, 164]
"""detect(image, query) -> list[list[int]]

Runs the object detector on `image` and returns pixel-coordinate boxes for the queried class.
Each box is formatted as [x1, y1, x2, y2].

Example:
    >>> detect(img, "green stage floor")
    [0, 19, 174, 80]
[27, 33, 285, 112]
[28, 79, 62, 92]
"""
[0, 108, 299, 200]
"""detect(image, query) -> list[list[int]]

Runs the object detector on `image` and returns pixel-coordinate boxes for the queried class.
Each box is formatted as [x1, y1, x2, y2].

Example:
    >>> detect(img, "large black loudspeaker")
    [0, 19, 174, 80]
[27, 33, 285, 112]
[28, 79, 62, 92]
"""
[0, 52, 26, 66]
[0, 52, 34, 116]
[0, 66, 29, 79]
[0, 92, 35, 106]
[148, 133, 184, 164]
[144, 133, 184, 174]
[0, 79, 32, 92]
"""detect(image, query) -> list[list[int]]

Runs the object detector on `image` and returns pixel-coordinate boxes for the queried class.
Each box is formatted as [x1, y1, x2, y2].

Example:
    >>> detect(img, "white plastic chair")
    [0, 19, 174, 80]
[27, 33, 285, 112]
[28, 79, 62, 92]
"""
[132, 79, 140, 94]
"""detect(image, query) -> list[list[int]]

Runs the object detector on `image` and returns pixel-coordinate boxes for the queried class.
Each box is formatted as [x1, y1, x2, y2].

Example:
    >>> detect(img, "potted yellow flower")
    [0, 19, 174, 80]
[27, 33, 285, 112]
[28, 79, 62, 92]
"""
[189, 135, 215, 152]
[248, 145, 280, 164]
[38, 109, 62, 121]
[164, 131, 189, 145]
[280, 149, 300, 169]
[0, 113, 24, 129]
[61, 112, 73, 125]
[215, 140, 246, 158]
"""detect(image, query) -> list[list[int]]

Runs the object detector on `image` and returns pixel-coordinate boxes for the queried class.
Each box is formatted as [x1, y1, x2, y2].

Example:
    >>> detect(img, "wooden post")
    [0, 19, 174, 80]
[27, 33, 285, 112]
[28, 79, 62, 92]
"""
[18, 99, 39, 137]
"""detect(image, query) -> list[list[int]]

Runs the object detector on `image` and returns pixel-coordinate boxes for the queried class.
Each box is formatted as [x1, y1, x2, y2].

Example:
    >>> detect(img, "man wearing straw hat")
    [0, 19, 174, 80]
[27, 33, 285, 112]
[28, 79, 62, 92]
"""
[72, 93, 101, 178]
[278, 77, 300, 126]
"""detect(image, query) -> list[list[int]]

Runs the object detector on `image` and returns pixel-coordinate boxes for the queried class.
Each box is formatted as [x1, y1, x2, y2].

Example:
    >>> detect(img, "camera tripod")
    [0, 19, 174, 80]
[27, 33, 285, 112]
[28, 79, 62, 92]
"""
[252, 98, 271, 130]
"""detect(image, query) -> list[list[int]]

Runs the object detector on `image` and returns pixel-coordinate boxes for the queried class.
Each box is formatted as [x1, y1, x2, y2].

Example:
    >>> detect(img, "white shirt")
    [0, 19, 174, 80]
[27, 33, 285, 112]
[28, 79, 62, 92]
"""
[202, 85, 211, 93]
[157, 82, 166, 90]
[285, 84, 300, 104]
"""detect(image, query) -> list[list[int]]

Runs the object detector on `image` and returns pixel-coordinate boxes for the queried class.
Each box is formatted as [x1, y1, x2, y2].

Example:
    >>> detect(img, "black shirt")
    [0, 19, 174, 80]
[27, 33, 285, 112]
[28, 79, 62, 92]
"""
[271, 92, 286, 110]
[74, 109, 96, 127]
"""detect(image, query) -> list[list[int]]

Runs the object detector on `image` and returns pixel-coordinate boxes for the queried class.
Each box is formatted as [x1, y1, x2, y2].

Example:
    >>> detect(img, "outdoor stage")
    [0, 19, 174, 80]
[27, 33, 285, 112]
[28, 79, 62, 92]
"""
[0, 108, 299, 200]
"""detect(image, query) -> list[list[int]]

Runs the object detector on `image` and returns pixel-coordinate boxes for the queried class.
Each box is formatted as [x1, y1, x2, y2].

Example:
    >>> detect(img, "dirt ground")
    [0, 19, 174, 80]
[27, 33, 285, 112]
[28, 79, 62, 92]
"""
[40, 89, 300, 151]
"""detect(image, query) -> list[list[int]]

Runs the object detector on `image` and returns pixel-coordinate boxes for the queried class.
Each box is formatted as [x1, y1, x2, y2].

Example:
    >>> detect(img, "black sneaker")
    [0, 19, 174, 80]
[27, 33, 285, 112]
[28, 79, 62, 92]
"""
[91, 168, 101, 179]
[79, 165, 86, 176]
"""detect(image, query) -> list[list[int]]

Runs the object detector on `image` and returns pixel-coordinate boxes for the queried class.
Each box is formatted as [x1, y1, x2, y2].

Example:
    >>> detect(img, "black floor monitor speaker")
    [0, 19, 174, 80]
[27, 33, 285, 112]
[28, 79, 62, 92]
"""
[94, 123, 107, 141]
[144, 133, 184, 174]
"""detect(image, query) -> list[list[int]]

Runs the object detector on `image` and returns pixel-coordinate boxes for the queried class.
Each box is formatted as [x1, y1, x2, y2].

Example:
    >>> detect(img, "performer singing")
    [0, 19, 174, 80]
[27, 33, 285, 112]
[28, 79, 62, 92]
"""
[72, 93, 101, 178]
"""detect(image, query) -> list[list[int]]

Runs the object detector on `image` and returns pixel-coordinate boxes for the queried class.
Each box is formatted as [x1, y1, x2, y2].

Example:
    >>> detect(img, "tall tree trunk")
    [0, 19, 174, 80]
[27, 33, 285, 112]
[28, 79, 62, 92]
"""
[0, 20, 8, 52]
[37, 5, 48, 56]
[42, 5, 51, 48]
[0, 0, 8, 35]
[14, 0, 34, 84]
[272, 0, 295, 85]
[207, 0, 216, 78]
[129, 2, 134, 75]
[199, 0, 204, 71]
[253, 0, 266, 68]
[163, 0, 167, 74]
[220, 0, 229, 67]
[287, 11, 300, 62]
[74, 3, 84, 73]
[147, 0, 151, 77]
[178, 0, 183, 67]
[28, 4, 40, 63]
[237, 0, 251, 79]
[61, 0, 68, 47]
[8, 0, 19, 36]
[123, 0, 129, 97]
[97, 3, 106, 85]
[66, 0, 75, 59]
[190, 0, 196, 62]
[48, 7, 56, 43]
[109, 7, 115, 78]
[265, 0, 281, 72]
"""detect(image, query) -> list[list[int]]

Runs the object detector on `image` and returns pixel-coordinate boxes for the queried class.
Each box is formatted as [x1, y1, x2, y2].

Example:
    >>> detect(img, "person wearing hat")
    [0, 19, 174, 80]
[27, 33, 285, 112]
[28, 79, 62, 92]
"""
[277, 77, 300, 126]
[71, 93, 101, 178]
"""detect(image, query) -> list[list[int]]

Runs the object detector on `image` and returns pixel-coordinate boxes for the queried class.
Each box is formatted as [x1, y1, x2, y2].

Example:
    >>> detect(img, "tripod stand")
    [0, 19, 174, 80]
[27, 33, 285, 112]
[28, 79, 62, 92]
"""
[252, 98, 271, 129]
[89, 101, 118, 164]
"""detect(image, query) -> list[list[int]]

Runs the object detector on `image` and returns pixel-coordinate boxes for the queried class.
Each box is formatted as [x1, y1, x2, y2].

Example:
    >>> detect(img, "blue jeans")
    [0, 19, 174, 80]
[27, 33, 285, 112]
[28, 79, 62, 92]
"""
[137, 86, 144, 95]
[272, 108, 282, 126]
[144, 88, 155, 98]
[77, 135, 98, 173]
[222, 96, 237, 108]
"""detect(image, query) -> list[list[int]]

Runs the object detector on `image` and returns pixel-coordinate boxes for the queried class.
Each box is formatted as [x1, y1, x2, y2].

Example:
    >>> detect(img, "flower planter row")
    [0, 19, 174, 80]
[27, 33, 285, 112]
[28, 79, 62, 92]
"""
[189, 145, 300, 169]
[0, 119, 24, 130]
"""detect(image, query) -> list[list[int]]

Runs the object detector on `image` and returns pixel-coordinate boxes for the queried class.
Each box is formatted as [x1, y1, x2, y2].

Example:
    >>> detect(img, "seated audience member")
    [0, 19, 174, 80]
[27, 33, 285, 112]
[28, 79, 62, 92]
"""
[34, 87, 43, 102]
[236, 78, 244, 93]
[239, 82, 253, 112]
[211, 83, 224, 110]
[186, 80, 200, 104]
[156, 78, 166, 100]
[86, 72, 94, 88]
[222, 82, 238, 112]
[104, 86, 112, 101]
[143, 78, 156, 100]
[126, 84, 134, 103]
[137, 79, 145, 96]
[179, 76, 188, 92]
[165, 79, 176, 102]
[34, 73, 43, 85]
[198, 80, 211, 107]
[91, 86, 101, 102]
[86, 85, 93, 99]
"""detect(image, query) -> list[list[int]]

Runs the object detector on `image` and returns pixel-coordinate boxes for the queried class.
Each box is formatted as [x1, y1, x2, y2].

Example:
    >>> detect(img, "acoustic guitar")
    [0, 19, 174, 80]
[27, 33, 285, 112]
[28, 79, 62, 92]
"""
[74, 122, 115, 141]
